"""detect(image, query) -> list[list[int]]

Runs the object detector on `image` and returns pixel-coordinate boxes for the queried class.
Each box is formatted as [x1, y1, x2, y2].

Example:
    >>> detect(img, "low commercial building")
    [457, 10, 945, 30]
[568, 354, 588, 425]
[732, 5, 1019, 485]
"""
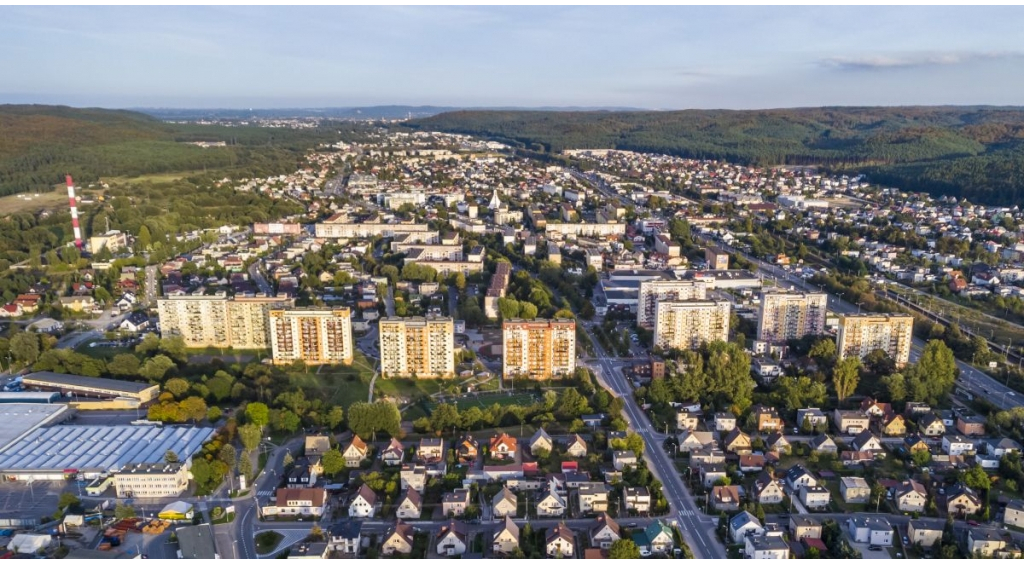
[0, 425, 214, 481]
[0, 403, 70, 453]
[23, 372, 159, 404]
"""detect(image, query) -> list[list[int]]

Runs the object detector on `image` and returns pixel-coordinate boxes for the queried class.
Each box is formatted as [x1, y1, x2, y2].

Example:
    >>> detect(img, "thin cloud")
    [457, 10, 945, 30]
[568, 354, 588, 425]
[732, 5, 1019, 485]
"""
[820, 51, 1023, 71]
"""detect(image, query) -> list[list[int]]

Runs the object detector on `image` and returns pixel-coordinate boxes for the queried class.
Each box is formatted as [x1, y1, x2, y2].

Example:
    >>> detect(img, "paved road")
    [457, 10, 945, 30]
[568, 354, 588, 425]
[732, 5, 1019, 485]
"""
[582, 321, 727, 559]
[144, 264, 158, 307]
[705, 235, 1024, 411]
[248, 261, 274, 297]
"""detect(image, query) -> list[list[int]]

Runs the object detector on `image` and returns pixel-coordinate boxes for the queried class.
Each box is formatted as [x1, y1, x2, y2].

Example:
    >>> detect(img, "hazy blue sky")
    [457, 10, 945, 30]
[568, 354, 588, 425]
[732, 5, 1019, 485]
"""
[2, 6, 1023, 109]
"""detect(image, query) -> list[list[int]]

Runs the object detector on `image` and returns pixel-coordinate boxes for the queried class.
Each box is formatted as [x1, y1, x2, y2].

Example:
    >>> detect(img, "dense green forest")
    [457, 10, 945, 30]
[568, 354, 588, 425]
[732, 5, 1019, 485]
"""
[407, 107, 1024, 205]
[0, 105, 361, 197]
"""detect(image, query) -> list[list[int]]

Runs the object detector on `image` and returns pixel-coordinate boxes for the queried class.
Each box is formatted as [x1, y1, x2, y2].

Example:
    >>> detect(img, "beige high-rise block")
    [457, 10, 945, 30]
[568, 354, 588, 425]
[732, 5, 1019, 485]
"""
[502, 319, 576, 379]
[637, 280, 709, 328]
[837, 314, 913, 367]
[269, 308, 353, 365]
[379, 316, 455, 378]
[757, 290, 828, 344]
[653, 300, 731, 351]
[157, 296, 293, 349]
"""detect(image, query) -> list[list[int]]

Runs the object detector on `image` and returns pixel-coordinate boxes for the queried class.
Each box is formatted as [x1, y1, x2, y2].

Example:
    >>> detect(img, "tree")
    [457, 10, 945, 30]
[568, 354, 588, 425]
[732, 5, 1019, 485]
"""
[450, 272, 466, 291]
[164, 450, 179, 463]
[519, 302, 539, 320]
[180, 397, 207, 423]
[555, 388, 591, 420]
[206, 371, 235, 402]
[608, 539, 641, 559]
[912, 449, 932, 467]
[881, 372, 907, 402]
[964, 464, 991, 491]
[207, 405, 223, 423]
[137, 224, 152, 251]
[864, 348, 896, 377]
[246, 402, 270, 428]
[9, 332, 39, 365]
[135, 333, 160, 355]
[239, 423, 262, 453]
[808, 338, 836, 363]
[114, 502, 136, 520]
[771, 376, 827, 412]
[57, 492, 81, 512]
[164, 377, 190, 398]
[139, 355, 175, 381]
[907, 340, 958, 405]
[497, 297, 520, 320]
[107, 353, 141, 377]
[218, 444, 237, 472]
[238, 455, 254, 482]
[610, 432, 645, 457]
[832, 357, 861, 403]
[322, 449, 345, 477]
[325, 406, 345, 431]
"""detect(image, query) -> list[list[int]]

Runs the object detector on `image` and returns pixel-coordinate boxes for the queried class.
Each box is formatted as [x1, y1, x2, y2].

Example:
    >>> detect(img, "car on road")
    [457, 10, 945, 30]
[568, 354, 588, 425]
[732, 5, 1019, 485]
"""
[967, 520, 979, 526]
[868, 546, 883, 552]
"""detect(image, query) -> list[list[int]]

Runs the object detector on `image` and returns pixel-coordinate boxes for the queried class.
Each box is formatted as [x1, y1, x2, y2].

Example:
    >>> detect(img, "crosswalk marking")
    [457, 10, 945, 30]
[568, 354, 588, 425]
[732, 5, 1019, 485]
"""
[257, 490, 275, 497]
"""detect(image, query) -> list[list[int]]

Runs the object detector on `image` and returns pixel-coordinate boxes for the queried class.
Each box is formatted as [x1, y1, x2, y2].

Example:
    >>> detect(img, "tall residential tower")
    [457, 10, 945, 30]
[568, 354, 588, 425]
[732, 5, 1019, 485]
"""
[502, 319, 576, 379]
[378, 316, 455, 378]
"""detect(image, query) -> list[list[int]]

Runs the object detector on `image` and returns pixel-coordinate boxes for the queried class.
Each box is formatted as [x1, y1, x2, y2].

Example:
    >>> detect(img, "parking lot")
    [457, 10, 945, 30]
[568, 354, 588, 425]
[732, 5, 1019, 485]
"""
[0, 480, 61, 520]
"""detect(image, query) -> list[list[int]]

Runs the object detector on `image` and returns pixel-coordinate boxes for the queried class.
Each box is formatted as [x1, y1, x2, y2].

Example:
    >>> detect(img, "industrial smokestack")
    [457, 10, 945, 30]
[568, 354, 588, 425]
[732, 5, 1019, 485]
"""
[66, 175, 83, 250]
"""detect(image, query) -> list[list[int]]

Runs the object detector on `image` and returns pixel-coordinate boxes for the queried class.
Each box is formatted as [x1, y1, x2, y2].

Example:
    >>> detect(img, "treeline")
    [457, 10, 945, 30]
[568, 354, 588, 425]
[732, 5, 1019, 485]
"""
[0, 105, 368, 197]
[406, 106, 1024, 205]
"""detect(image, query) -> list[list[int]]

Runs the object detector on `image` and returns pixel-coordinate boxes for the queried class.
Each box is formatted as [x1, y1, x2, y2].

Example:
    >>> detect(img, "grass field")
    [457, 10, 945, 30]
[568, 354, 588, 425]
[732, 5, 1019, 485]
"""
[0, 190, 72, 215]
[75, 339, 137, 361]
[288, 350, 377, 409]
[445, 392, 538, 411]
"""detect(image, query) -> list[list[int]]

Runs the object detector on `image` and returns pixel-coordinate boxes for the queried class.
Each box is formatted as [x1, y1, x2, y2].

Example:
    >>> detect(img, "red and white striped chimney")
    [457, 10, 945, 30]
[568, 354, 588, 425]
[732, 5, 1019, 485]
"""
[66, 175, 83, 250]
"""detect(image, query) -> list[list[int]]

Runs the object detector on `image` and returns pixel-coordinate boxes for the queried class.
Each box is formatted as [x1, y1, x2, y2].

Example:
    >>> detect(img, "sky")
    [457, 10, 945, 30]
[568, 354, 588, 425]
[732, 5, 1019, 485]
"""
[2, 6, 1024, 110]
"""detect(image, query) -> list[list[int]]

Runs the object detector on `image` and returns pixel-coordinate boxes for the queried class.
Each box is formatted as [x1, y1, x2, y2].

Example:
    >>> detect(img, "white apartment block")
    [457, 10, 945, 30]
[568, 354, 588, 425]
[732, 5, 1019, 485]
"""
[544, 222, 625, 238]
[653, 300, 731, 351]
[315, 217, 433, 240]
[269, 308, 353, 365]
[503, 319, 576, 379]
[113, 462, 190, 498]
[157, 296, 293, 349]
[837, 314, 913, 367]
[636, 280, 708, 328]
[379, 316, 455, 378]
[757, 291, 828, 343]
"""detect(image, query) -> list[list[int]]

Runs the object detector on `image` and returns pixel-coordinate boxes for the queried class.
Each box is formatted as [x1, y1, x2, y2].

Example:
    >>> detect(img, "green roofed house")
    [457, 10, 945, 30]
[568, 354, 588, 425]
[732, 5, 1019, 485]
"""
[632, 520, 674, 557]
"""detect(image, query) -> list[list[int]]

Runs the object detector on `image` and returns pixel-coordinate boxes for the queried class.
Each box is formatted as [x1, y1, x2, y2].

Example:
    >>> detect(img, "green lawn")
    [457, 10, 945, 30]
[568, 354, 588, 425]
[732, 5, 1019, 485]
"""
[254, 531, 283, 555]
[75, 339, 137, 361]
[446, 392, 538, 411]
[286, 350, 377, 409]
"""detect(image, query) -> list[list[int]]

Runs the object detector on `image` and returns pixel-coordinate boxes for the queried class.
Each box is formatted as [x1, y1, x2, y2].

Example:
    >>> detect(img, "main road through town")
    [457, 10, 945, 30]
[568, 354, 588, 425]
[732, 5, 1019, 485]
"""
[581, 322, 727, 559]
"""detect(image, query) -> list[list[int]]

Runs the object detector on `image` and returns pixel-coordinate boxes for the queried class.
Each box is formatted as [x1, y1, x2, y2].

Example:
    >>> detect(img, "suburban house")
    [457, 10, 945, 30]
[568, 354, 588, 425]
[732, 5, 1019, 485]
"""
[589, 513, 621, 549]
[943, 435, 975, 456]
[799, 485, 831, 510]
[834, 410, 871, 434]
[529, 428, 553, 455]
[907, 519, 943, 548]
[348, 484, 377, 518]
[545, 523, 576, 558]
[343, 436, 369, 468]
[442, 488, 471, 517]
[381, 521, 415, 556]
[327, 521, 362, 555]
[263, 488, 327, 518]
[712, 485, 742, 511]
[714, 412, 737, 432]
[400, 464, 427, 493]
[676, 410, 701, 431]
[678, 430, 715, 453]
[729, 511, 764, 544]
[418, 438, 446, 463]
[699, 463, 728, 488]
[578, 483, 611, 514]
[957, 414, 987, 436]
[380, 438, 405, 467]
[613, 450, 638, 471]
[904, 435, 931, 454]
[840, 476, 871, 504]
[753, 405, 783, 432]
[745, 534, 790, 559]
[878, 414, 906, 436]
[967, 529, 1006, 558]
[566, 434, 588, 457]
[723, 428, 753, 454]
[946, 484, 983, 516]
[784, 465, 818, 491]
[1004, 499, 1024, 528]
[847, 517, 893, 546]
[624, 486, 651, 513]
[456, 435, 479, 464]
[789, 516, 822, 540]
[633, 520, 674, 556]
[492, 516, 520, 555]
[492, 487, 518, 518]
[919, 413, 946, 437]
[739, 454, 766, 473]
[851, 431, 884, 454]
[537, 489, 567, 517]
[797, 408, 828, 430]
[490, 433, 518, 460]
[809, 434, 838, 454]
[395, 488, 423, 520]
[753, 471, 786, 505]
[894, 480, 928, 513]
[436, 520, 469, 556]
[764, 432, 791, 454]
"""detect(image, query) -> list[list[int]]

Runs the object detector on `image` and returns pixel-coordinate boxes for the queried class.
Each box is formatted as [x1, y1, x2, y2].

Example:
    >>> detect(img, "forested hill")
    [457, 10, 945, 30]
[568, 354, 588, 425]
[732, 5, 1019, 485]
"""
[407, 107, 1024, 205]
[0, 105, 344, 198]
